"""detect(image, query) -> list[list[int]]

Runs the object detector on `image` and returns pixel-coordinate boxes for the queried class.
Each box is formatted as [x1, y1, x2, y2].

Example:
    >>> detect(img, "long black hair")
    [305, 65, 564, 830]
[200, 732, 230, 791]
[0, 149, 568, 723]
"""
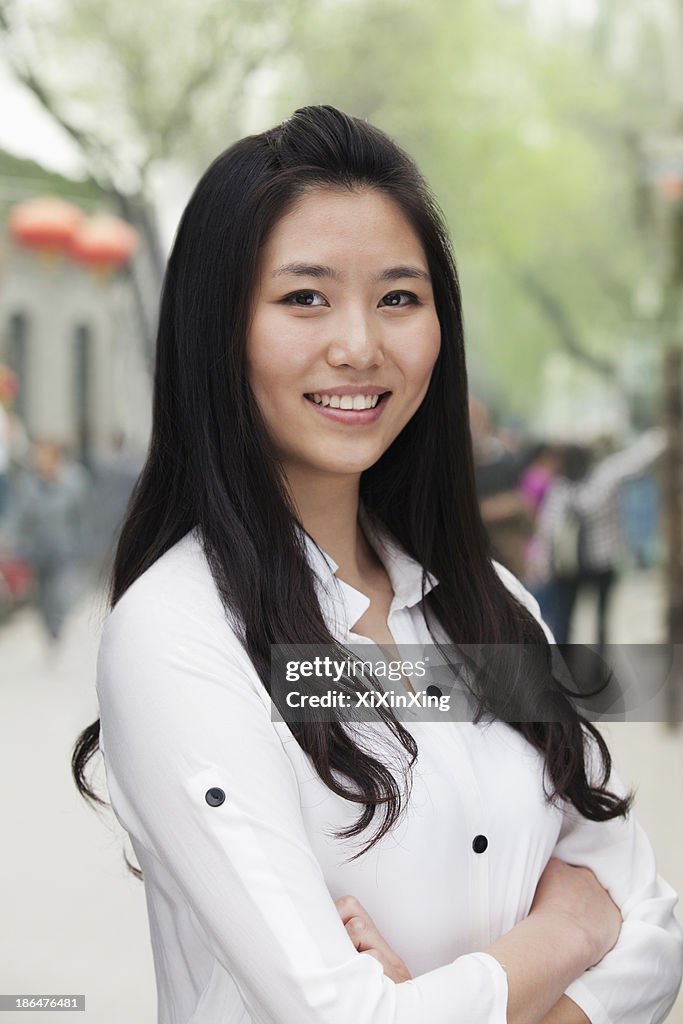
[73, 105, 632, 877]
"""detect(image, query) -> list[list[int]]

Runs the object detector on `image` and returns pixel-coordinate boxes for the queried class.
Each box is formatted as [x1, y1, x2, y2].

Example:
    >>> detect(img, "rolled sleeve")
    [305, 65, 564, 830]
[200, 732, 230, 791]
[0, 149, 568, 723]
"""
[553, 755, 683, 1024]
[493, 560, 683, 1021]
[96, 589, 509, 1024]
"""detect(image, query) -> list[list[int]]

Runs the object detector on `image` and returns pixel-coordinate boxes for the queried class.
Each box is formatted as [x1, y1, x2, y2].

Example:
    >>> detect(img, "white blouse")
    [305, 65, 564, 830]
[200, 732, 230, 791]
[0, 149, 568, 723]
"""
[96, 514, 683, 1024]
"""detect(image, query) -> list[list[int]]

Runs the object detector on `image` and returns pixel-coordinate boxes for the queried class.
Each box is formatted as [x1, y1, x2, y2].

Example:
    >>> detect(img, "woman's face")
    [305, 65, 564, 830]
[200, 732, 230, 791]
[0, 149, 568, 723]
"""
[247, 187, 441, 482]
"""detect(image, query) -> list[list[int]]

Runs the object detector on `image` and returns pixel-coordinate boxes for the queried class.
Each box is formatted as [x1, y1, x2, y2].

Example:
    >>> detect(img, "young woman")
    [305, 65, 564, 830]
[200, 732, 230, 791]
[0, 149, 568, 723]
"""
[73, 106, 682, 1024]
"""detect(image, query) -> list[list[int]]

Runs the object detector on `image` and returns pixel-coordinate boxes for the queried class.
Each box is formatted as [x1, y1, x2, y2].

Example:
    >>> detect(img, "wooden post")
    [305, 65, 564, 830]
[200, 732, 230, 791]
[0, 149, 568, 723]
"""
[664, 345, 683, 727]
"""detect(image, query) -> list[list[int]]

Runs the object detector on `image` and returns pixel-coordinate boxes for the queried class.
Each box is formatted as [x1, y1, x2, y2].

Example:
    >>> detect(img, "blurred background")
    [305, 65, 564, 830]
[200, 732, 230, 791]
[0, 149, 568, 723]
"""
[1, 0, 683, 1019]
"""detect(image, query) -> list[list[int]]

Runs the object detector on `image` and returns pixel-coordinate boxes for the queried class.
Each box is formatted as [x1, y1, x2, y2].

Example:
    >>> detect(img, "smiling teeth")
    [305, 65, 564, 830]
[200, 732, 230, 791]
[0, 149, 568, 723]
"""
[309, 394, 380, 409]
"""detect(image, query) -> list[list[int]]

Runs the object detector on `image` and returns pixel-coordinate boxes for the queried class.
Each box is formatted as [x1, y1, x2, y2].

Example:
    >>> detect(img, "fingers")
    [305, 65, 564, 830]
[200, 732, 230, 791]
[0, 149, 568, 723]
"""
[335, 896, 384, 953]
[348, 913, 380, 952]
[335, 895, 374, 928]
[334, 894, 413, 984]
[364, 946, 412, 984]
[363, 948, 382, 963]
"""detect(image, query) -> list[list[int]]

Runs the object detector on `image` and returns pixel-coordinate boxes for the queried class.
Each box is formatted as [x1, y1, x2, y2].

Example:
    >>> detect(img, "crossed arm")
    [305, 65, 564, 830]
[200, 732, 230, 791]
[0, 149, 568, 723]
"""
[541, 997, 589, 1024]
[336, 893, 590, 1024]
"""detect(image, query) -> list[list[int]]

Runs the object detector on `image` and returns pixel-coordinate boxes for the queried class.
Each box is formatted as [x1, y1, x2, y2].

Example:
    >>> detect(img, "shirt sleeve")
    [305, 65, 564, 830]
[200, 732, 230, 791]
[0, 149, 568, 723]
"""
[493, 560, 683, 1023]
[96, 585, 509, 1024]
[575, 429, 667, 513]
[554, 749, 683, 1024]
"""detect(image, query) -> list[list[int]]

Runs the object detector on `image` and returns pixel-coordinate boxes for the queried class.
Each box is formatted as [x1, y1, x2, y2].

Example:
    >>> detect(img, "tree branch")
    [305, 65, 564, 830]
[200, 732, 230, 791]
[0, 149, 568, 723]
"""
[0, 31, 118, 191]
[517, 270, 617, 377]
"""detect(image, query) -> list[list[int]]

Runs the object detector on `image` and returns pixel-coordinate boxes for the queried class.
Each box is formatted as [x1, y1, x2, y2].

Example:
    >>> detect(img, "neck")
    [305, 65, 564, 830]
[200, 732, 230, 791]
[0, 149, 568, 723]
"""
[283, 466, 380, 582]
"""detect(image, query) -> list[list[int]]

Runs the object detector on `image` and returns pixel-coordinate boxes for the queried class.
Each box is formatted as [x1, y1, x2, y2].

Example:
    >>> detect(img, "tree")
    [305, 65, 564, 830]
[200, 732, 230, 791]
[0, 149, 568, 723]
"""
[0, 0, 307, 369]
[270, 0, 657, 416]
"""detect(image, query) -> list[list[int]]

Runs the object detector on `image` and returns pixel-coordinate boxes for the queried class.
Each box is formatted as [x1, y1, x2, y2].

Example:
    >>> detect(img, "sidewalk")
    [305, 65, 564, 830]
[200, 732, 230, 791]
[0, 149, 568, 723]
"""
[0, 586, 157, 1023]
[572, 564, 665, 644]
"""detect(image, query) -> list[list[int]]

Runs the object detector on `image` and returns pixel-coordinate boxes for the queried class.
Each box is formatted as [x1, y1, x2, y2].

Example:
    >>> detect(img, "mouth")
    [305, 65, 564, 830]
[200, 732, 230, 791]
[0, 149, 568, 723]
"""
[303, 391, 392, 410]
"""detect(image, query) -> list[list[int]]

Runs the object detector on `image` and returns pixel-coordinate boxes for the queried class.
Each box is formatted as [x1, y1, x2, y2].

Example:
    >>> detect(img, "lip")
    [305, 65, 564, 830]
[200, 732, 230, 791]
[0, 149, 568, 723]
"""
[304, 391, 391, 425]
[304, 385, 391, 397]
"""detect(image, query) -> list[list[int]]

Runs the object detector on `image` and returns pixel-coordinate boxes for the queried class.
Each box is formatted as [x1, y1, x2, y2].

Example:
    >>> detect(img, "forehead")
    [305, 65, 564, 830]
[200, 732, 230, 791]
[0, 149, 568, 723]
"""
[260, 187, 427, 268]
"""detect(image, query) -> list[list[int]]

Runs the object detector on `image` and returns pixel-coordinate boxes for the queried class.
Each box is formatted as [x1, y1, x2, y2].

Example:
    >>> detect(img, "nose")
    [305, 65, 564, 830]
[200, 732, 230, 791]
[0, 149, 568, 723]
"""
[325, 306, 385, 371]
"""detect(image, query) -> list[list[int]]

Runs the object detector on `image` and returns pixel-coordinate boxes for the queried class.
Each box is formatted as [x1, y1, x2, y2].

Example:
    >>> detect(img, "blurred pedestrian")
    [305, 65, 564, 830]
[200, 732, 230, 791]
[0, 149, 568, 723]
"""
[0, 365, 21, 522]
[519, 442, 562, 516]
[0, 366, 30, 528]
[518, 440, 562, 618]
[9, 438, 90, 649]
[469, 396, 534, 578]
[619, 471, 661, 569]
[87, 430, 145, 569]
[0, 389, 10, 522]
[535, 428, 666, 648]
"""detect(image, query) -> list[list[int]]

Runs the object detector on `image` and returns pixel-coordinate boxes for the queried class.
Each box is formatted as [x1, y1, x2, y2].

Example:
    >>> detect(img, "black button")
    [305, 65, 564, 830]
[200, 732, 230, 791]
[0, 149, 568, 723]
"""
[472, 834, 488, 854]
[205, 787, 226, 807]
[426, 684, 443, 698]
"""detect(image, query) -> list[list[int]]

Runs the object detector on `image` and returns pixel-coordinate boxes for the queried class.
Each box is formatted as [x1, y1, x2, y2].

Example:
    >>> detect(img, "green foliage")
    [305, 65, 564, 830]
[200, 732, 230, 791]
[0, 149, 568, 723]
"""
[2, 0, 675, 420]
[1, 0, 307, 188]
[270, 0, 658, 416]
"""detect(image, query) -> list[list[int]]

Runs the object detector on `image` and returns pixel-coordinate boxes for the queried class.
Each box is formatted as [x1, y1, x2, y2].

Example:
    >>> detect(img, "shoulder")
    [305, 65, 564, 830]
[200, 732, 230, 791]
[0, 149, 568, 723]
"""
[97, 529, 262, 707]
[100, 528, 236, 644]
[492, 558, 531, 601]
[492, 558, 555, 642]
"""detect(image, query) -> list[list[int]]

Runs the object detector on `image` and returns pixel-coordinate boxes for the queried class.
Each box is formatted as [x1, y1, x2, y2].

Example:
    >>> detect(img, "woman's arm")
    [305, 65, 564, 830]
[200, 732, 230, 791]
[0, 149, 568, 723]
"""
[483, 912, 593, 1024]
[484, 849, 624, 1024]
[493, 565, 683, 1023]
[337, 884, 601, 1024]
[548, 755, 683, 1024]
[575, 428, 667, 512]
[339, 892, 602, 1019]
[539, 996, 590, 1024]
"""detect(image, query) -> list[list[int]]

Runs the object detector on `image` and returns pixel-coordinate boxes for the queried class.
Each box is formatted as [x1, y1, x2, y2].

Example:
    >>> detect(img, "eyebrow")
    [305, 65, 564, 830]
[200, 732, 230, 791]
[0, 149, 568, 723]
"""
[272, 262, 432, 283]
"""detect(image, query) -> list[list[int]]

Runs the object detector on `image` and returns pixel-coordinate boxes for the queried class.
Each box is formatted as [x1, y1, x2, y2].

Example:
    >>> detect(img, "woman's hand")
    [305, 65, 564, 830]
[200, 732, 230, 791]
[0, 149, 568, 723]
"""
[335, 895, 412, 984]
[530, 856, 623, 968]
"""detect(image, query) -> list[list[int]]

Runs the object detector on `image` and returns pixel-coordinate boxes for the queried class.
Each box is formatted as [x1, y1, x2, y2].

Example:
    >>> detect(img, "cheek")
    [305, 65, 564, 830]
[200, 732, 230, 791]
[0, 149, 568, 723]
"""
[247, 312, 312, 399]
[423, 327, 442, 373]
[403, 317, 441, 383]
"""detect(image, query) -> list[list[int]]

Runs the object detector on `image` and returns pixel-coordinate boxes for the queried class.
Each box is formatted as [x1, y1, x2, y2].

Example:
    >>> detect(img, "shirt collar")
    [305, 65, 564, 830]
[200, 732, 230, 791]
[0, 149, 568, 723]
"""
[298, 503, 440, 635]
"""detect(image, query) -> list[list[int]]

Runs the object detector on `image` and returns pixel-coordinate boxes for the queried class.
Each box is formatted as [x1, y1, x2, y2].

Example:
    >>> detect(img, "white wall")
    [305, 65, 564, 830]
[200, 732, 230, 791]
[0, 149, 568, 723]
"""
[0, 240, 151, 457]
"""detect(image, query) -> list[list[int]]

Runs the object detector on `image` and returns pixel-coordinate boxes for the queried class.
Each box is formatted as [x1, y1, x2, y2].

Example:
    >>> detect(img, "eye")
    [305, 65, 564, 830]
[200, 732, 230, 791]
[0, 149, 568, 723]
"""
[281, 290, 328, 307]
[380, 290, 421, 308]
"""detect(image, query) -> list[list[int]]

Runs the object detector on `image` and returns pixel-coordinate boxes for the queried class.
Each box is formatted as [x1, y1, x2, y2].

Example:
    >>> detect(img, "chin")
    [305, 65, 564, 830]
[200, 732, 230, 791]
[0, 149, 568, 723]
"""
[327, 449, 387, 473]
[309, 462, 374, 477]
[302, 454, 384, 477]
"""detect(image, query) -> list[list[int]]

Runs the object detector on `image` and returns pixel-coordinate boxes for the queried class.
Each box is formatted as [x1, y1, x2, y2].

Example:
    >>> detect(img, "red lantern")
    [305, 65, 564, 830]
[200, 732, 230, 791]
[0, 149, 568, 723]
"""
[8, 196, 84, 259]
[68, 215, 138, 275]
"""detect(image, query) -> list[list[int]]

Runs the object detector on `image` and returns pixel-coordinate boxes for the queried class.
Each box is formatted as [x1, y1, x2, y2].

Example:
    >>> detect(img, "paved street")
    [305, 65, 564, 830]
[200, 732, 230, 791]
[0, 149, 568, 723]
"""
[0, 578, 157, 1023]
[1, 567, 682, 1022]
